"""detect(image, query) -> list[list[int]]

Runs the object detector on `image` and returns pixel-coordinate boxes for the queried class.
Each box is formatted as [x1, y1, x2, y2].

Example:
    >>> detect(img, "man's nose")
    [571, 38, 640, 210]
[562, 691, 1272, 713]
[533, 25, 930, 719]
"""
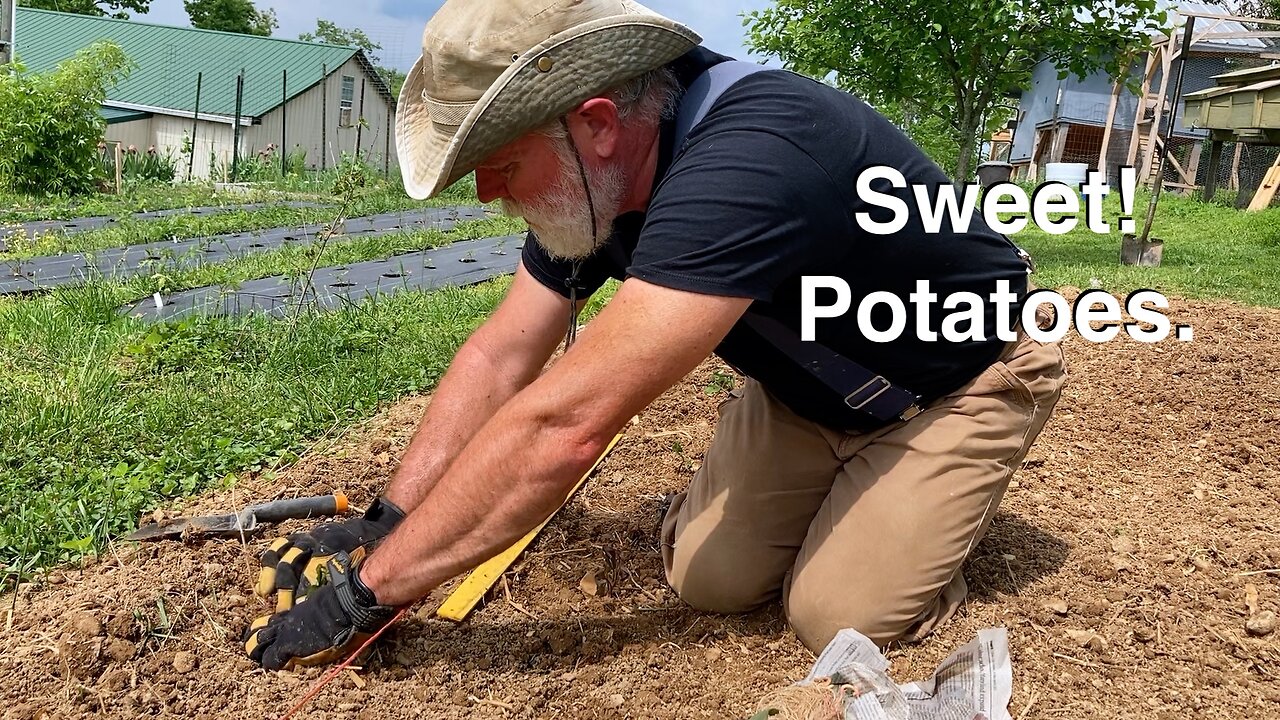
[475, 168, 509, 204]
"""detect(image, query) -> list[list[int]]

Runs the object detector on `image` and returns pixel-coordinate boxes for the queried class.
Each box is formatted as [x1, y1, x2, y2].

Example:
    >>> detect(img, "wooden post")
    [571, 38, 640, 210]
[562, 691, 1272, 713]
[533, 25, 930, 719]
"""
[1049, 126, 1070, 166]
[1185, 142, 1203, 189]
[1202, 140, 1223, 201]
[113, 142, 122, 194]
[1246, 154, 1280, 211]
[1028, 129, 1045, 182]
[1127, 50, 1159, 166]
[188, 72, 202, 181]
[1140, 37, 1176, 182]
[1098, 74, 1125, 173]
[1229, 142, 1243, 190]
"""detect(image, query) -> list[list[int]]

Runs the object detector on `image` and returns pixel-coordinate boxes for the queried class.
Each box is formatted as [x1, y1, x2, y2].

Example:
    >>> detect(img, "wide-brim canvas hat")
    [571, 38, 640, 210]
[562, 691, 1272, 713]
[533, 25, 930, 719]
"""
[396, 0, 701, 200]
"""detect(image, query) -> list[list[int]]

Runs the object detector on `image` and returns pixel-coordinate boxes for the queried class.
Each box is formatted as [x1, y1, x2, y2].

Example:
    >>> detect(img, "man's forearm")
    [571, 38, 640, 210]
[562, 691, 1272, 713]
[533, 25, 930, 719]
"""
[382, 328, 547, 512]
[359, 384, 613, 606]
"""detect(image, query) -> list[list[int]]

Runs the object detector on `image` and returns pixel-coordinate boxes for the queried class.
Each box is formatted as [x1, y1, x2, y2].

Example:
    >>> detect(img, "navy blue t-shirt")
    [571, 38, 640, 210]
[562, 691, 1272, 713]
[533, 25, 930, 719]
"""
[523, 47, 1029, 431]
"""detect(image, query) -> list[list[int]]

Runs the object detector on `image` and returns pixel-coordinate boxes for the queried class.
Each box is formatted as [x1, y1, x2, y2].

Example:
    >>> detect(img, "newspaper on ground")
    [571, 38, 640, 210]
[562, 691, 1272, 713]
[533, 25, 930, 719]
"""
[799, 627, 1014, 720]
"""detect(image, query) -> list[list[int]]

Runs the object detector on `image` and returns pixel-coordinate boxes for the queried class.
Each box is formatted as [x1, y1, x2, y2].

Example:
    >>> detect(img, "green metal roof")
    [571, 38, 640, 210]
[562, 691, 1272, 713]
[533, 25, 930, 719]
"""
[100, 106, 151, 124]
[14, 8, 390, 119]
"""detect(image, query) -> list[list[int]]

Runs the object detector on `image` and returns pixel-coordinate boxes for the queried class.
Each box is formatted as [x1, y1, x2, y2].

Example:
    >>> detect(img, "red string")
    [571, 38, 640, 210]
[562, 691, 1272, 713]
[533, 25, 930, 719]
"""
[276, 606, 410, 720]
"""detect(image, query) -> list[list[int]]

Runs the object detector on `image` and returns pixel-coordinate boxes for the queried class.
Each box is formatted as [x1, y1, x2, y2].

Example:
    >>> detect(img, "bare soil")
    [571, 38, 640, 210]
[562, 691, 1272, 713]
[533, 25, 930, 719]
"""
[4, 293, 1279, 719]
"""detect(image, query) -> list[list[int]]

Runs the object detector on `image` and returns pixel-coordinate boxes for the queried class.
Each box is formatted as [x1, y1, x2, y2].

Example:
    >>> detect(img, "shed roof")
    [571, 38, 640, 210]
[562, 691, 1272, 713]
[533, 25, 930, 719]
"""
[100, 106, 151, 124]
[14, 8, 391, 119]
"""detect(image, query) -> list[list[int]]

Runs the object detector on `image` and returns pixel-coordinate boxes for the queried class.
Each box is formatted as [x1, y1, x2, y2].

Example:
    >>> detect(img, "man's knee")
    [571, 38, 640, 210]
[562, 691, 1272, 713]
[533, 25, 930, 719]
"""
[666, 541, 782, 615]
[783, 570, 925, 652]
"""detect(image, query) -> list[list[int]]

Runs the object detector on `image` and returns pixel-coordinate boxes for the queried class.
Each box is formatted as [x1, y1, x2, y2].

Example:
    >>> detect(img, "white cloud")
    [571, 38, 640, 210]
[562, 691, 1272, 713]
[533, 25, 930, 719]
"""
[140, 0, 778, 71]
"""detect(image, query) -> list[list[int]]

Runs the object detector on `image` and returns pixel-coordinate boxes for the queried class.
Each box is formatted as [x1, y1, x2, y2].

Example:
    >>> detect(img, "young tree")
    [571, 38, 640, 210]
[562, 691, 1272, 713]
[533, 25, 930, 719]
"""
[19, 0, 150, 20]
[298, 19, 406, 98]
[0, 41, 133, 194]
[184, 0, 276, 36]
[746, 0, 1168, 181]
[299, 19, 382, 66]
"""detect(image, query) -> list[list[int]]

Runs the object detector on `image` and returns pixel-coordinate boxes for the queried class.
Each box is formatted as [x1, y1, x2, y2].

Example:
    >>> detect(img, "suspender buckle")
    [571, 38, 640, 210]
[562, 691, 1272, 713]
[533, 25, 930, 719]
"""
[843, 376, 922, 422]
[844, 376, 892, 411]
[898, 404, 923, 422]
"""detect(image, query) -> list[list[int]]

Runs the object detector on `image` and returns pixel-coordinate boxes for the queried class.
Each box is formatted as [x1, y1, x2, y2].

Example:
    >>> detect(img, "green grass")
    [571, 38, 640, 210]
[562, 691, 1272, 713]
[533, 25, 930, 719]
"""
[0, 278, 514, 574]
[0, 174, 525, 577]
[1011, 188, 1280, 307]
[0, 184, 227, 223]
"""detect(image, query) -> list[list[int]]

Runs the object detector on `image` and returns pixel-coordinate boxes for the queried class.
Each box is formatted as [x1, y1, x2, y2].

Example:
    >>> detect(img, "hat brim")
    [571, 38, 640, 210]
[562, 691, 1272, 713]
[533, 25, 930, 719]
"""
[397, 15, 700, 200]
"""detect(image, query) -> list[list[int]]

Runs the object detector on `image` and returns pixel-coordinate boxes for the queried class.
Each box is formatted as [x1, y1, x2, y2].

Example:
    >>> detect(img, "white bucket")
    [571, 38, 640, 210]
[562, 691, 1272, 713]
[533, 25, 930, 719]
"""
[1044, 162, 1089, 188]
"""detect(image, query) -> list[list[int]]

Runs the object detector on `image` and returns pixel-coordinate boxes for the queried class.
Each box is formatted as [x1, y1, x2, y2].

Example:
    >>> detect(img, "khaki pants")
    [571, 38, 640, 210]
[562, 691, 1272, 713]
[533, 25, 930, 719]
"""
[661, 331, 1066, 652]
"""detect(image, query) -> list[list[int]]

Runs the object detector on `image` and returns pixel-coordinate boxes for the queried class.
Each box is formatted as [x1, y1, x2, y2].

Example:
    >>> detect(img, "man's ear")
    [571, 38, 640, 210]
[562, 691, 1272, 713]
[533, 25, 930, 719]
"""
[570, 98, 621, 159]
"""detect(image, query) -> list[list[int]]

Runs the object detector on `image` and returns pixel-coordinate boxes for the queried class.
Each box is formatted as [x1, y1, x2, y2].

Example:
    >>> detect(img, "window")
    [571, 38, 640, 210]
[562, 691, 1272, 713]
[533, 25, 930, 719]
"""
[339, 75, 355, 127]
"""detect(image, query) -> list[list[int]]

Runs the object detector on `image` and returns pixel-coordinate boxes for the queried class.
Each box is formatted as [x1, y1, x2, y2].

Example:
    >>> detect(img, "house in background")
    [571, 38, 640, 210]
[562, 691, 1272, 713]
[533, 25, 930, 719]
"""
[1009, 1, 1276, 187]
[14, 8, 398, 180]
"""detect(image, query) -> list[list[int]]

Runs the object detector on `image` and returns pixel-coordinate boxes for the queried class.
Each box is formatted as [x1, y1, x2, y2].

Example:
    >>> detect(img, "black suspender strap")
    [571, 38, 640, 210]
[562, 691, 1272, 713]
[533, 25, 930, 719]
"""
[743, 313, 922, 422]
[673, 61, 923, 424]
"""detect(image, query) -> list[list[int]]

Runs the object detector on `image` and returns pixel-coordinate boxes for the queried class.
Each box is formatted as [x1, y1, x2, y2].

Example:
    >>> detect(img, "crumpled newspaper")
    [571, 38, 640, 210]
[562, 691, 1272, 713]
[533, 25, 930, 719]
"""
[755, 628, 1013, 720]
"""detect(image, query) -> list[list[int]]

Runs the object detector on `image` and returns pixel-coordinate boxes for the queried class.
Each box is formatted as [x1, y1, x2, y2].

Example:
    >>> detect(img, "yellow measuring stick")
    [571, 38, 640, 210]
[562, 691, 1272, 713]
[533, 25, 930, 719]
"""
[435, 432, 625, 621]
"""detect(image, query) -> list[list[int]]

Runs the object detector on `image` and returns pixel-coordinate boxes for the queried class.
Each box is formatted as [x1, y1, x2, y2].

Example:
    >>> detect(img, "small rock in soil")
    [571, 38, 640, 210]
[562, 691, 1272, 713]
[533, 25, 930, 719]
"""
[68, 612, 103, 639]
[105, 613, 138, 640]
[1042, 598, 1069, 615]
[224, 594, 247, 608]
[1111, 536, 1137, 554]
[1065, 629, 1108, 652]
[104, 638, 136, 663]
[1246, 610, 1276, 637]
[172, 651, 197, 674]
[606, 694, 626, 709]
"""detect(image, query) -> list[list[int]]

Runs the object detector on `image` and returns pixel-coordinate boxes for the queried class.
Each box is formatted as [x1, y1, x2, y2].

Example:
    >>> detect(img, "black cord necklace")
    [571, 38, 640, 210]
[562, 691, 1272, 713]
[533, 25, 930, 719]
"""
[559, 116, 596, 349]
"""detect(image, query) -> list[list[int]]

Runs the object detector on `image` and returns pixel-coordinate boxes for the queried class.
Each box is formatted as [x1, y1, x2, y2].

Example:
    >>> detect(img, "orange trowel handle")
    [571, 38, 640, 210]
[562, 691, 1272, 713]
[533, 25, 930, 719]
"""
[248, 493, 349, 524]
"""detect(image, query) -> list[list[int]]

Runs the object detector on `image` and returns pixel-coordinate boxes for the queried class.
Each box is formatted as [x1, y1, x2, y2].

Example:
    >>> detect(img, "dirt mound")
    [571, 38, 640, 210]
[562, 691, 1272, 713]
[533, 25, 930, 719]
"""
[4, 295, 1279, 719]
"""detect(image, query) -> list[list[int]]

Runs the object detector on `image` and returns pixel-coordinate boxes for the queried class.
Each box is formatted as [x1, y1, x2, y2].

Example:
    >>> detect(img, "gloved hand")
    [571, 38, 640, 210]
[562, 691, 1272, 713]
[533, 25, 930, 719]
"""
[255, 497, 405, 608]
[244, 549, 397, 671]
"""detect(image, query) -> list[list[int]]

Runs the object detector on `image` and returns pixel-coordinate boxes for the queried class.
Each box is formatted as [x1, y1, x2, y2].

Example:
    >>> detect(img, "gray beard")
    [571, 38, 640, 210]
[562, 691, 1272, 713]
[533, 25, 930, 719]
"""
[501, 142, 629, 262]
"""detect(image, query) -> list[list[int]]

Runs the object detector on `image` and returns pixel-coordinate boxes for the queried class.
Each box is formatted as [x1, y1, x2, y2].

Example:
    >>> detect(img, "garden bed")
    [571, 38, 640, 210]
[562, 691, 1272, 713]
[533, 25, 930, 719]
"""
[4, 293, 1277, 719]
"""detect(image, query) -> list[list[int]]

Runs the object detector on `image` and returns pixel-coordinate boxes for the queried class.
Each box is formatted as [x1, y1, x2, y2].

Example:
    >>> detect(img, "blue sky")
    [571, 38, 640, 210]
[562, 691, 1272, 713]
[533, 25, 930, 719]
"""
[140, 0, 778, 72]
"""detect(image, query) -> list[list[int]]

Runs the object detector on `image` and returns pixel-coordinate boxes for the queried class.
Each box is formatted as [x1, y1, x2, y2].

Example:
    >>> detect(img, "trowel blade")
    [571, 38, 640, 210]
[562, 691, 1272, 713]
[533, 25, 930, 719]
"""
[126, 512, 254, 541]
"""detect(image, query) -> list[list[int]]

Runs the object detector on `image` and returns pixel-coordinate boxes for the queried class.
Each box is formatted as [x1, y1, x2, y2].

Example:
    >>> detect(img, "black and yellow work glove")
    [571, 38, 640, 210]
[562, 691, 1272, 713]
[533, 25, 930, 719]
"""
[244, 549, 397, 671]
[255, 497, 405, 608]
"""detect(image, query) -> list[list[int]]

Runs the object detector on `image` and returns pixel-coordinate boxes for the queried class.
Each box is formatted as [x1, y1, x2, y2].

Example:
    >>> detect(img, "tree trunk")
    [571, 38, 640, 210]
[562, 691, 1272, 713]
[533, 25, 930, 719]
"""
[953, 101, 982, 185]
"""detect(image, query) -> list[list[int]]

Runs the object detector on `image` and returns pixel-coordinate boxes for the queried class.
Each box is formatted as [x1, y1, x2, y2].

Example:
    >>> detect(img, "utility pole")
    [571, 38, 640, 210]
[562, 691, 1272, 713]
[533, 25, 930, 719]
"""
[1, 0, 16, 66]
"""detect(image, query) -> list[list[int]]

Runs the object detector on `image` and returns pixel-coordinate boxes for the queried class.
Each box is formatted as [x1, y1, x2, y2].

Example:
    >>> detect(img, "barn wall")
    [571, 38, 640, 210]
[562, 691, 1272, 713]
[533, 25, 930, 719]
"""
[149, 116, 235, 181]
[105, 119, 152, 151]
[243, 57, 399, 174]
